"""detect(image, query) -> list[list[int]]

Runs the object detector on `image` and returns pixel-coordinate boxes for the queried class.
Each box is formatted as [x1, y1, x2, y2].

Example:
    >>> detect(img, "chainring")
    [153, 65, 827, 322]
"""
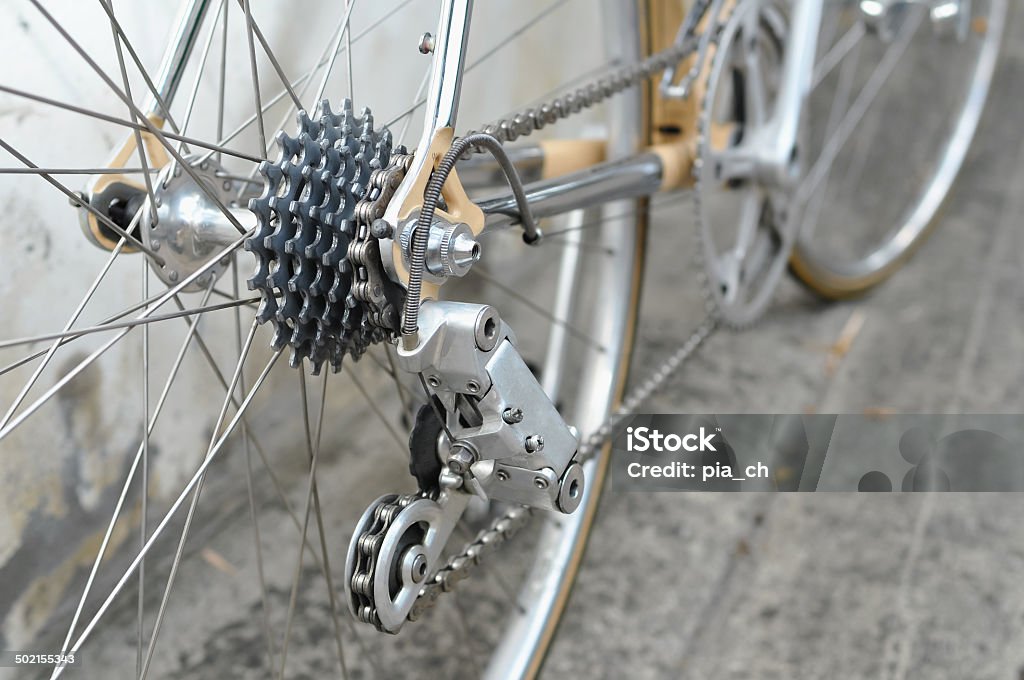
[694, 0, 795, 328]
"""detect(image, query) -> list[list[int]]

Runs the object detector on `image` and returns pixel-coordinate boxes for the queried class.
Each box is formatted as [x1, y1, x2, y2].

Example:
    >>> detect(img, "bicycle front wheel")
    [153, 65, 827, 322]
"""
[788, 0, 1006, 298]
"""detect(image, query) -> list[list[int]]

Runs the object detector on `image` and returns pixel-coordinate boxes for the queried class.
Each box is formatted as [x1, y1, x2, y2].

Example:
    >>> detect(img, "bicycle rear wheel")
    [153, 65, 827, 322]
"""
[0, 1, 650, 677]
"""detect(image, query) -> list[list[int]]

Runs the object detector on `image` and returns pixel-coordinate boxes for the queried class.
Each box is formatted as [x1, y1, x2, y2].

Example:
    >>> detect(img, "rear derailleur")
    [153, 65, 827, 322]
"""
[345, 300, 584, 632]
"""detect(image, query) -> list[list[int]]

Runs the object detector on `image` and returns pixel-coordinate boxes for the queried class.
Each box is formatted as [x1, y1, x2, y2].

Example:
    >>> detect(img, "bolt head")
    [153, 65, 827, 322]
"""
[448, 444, 475, 475]
[410, 554, 428, 583]
[427, 375, 441, 388]
[496, 469, 510, 482]
[418, 32, 435, 54]
[465, 380, 480, 394]
[533, 476, 549, 490]
[502, 407, 524, 425]
[371, 219, 393, 239]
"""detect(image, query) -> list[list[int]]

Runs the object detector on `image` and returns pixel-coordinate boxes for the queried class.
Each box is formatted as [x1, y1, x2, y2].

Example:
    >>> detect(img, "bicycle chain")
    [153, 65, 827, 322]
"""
[349, 493, 418, 631]
[345, 150, 415, 359]
[349, 12, 723, 624]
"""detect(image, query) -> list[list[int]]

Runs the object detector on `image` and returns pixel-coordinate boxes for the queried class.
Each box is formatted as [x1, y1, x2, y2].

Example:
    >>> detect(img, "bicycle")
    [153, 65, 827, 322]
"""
[0, 0, 1004, 677]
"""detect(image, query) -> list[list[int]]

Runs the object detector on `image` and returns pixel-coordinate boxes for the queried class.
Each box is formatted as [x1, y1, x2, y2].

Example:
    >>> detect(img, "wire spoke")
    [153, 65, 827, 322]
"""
[179, 317, 330, 572]
[0, 296, 258, 351]
[52, 348, 283, 679]
[0, 230, 251, 441]
[93, 0, 182, 132]
[102, 0, 157, 225]
[232, 257, 278, 673]
[232, 0, 303, 110]
[29, 0, 253, 235]
[199, 0, 419, 164]
[299, 371, 350, 680]
[0, 167, 158, 175]
[278, 371, 330, 679]
[311, 0, 359, 110]
[168, 0, 229, 169]
[0, 289, 172, 378]
[0, 235, 128, 430]
[0, 139, 160, 259]
[797, 11, 923, 203]
[386, 0, 570, 128]
[242, 0, 269, 157]
[137, 318, 260, 680]
[0, 84, 265, 164]
[57, 283, 216, 659]
[347, 366, 409, 458]
[472, 268, 606, 353]
[137, 257, 151, 677]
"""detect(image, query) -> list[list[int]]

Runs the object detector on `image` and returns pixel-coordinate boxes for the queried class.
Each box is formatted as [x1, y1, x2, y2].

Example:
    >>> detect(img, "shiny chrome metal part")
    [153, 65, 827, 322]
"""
[145, 0, 215, 114]
[477, 152, 665, 229]
[397, 214, 481, 282]
[144, 157, 251, 291]
[381, 0, 474, 278]
[711, 0, 821, 190]
[395, 300, 582, 514]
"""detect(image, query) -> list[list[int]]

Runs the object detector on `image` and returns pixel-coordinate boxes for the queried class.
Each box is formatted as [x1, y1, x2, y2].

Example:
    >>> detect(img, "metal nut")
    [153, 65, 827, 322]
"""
[448, 443, 476, 475]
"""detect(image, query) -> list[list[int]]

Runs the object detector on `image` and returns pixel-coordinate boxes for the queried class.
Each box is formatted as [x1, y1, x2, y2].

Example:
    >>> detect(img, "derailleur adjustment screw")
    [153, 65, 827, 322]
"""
[524, 435, 545, 453]
[418, 32, 435, 54]
[448, 443, 476, 475]
[502, 407, 524, 425]
[371, 218, 393, 239]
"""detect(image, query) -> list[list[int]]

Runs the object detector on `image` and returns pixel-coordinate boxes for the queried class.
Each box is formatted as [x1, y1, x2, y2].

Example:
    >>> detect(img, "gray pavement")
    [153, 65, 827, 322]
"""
[545, 10, 1024, 679]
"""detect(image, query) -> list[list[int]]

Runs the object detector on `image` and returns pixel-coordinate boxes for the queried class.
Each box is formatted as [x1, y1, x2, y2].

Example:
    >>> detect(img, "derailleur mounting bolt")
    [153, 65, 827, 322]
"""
[524, 435, 545, 453]
[502, 407, 524, 425]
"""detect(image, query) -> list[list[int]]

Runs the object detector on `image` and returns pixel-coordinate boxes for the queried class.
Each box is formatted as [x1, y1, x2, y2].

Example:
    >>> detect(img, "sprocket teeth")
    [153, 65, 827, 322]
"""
[243, 98, 394, 373]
